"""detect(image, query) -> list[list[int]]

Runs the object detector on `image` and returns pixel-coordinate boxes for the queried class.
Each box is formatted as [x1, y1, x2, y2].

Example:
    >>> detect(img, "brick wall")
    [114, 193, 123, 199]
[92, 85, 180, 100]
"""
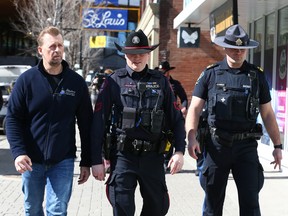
[159, 0, 225, 103]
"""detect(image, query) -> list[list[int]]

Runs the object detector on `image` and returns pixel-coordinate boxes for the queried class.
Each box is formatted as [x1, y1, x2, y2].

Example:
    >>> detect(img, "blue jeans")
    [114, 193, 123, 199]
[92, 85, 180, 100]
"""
[22, 158, 74, 216]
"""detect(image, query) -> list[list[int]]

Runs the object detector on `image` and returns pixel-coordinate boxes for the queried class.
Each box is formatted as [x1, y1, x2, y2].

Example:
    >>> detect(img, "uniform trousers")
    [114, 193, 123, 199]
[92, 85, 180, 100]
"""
[200, 137, 264, 216]
[106, 150, 169, 216]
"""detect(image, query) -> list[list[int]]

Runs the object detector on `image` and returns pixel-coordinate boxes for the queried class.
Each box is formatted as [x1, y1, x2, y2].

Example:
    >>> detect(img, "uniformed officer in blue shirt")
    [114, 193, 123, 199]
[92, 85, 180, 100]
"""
[91, 29, 186, 216]
[186, 24, 282, 216]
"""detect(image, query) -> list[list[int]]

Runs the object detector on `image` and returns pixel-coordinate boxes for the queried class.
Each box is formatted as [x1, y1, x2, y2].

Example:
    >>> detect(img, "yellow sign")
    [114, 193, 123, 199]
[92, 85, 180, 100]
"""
[90, 36, 107, 48]
[90, 36, 119, 49]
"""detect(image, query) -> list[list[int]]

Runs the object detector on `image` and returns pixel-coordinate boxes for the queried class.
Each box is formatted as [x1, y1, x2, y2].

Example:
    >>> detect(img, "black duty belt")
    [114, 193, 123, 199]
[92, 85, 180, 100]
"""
[117, 134, 158, 155]
[209, 126, 263, 147]
[210, 127, 262, 141]
[232, 132, 262, 141]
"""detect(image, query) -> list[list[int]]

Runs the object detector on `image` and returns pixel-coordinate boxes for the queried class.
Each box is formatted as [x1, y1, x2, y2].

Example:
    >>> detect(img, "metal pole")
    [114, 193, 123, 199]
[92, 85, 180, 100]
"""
[79, 31, 83, 69]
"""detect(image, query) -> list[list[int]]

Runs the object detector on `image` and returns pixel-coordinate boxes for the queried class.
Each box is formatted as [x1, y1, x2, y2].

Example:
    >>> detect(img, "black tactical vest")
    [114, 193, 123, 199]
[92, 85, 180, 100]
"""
[208, 66, 259, 132]
[112, 68, 166, 141]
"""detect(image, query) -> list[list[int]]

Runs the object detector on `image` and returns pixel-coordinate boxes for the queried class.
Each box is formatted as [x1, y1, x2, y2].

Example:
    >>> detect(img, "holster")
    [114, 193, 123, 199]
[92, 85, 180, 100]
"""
[210, 127, 234, 147]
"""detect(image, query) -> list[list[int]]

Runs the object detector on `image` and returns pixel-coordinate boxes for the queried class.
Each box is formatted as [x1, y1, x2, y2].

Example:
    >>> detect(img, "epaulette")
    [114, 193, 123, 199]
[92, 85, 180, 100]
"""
[249, 63, 264, 73]
[206, 63, 219, 70]
[257, 66, 264, 73]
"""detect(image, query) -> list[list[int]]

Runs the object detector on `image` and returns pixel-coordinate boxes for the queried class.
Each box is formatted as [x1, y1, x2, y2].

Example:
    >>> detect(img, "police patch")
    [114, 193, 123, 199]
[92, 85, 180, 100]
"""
[145, 82, 160, 89]
[195, 71, 204, 85]
[125, 83, 136, 88]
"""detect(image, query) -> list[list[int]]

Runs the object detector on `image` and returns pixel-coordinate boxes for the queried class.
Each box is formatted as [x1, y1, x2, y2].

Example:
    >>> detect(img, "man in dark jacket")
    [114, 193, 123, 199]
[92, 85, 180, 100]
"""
[91, 29, 186, 216]
[6, 26, 93, 216]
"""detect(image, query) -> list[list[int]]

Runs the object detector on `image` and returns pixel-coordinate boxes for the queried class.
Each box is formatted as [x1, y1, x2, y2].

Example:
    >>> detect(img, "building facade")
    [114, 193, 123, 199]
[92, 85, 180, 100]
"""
[139, 0, 288, 151]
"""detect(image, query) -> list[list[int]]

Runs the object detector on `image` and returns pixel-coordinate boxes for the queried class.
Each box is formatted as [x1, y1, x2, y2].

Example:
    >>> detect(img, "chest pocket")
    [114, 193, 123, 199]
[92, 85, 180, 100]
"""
[211, 71, 251, 122]
[214, 93, 248, 121]
[143, 89, 163, 109]
[120, 87, 139, 107]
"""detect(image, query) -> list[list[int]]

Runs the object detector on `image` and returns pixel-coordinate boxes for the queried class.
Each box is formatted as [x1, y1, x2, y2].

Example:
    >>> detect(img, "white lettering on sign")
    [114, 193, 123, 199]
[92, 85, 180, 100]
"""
[83, 9, 126, 29]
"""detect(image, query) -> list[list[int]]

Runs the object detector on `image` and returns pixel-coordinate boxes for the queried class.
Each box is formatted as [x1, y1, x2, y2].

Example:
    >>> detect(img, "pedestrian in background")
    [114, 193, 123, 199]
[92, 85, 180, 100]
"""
[158, 61, 188, 115]
[185, 24, 282, 216]
[6, 26, 92, 216]
[90, 68, 114, 109]
[158, 61, 188, 171]
[91, 29, 186, 216]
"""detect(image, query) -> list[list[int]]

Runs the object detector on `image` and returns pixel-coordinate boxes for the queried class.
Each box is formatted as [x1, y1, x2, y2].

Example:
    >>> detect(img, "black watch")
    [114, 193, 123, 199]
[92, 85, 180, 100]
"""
[274, 144, 283, 150]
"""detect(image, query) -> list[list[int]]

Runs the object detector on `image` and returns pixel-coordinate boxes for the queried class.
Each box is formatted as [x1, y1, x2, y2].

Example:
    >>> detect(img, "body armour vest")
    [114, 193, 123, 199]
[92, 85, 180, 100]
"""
[208, 66, 259, 132]
[112, 68, 166, 141]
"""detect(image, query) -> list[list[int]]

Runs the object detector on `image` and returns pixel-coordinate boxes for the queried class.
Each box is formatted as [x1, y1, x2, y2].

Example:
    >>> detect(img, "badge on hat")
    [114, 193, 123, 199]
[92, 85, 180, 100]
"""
[114, 29, 160, 54]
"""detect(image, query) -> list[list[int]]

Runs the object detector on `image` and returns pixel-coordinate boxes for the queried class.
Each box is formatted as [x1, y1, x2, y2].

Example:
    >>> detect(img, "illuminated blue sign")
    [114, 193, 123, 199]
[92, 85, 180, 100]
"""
[82, 8, 128, 30]
[94, 0, 119, 6]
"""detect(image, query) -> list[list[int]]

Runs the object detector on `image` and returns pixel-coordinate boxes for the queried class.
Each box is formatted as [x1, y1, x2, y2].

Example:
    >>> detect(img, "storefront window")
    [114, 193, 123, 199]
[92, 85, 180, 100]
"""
[264, 12, 275, 89]
[276, 6, 288, 144]
[253, 18, 263, 66]
[260, 13, 275, 145]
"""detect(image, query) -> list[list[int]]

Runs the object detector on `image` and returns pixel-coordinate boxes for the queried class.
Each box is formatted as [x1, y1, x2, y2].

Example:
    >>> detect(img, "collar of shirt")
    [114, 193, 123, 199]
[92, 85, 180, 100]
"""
[220, 59, 249, 74]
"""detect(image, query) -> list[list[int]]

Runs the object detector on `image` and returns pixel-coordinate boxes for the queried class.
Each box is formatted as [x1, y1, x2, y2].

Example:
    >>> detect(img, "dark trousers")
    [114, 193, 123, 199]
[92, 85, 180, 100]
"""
[200, 138, 264, 216]
[106, 151, 169, 216]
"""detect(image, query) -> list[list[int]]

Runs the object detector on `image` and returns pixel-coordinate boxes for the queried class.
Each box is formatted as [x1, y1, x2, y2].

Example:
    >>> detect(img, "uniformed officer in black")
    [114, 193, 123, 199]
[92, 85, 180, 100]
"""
[185, 24, 282, 216]
[158, 61, 188, 115]
[157, 61, 188, 171]
[91, 29, 186, 216]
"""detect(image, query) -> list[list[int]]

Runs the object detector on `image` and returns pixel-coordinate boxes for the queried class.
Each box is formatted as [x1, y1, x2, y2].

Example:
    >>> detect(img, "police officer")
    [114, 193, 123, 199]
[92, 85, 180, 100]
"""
[158, 61, 188, 115]
[91, 29, 186, 216]
[157, 61, 188, 171]
[185, 24, 282, 216]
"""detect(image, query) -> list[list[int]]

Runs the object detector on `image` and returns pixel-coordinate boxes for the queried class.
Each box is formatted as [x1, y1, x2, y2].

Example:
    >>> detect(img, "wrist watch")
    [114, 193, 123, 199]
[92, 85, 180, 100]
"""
[274, 144, 283, 149]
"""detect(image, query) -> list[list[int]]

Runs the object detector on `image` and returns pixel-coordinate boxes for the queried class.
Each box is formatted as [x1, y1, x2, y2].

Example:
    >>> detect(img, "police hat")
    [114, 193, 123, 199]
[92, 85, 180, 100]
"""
[114, 29, 159, 54]
[213, 24, 259, 49]
[159, 61, 175, 73]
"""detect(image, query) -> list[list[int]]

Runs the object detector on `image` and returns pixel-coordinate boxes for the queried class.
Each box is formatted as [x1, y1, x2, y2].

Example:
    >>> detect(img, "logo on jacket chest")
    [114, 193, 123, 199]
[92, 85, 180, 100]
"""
[60, 88, 76, 96]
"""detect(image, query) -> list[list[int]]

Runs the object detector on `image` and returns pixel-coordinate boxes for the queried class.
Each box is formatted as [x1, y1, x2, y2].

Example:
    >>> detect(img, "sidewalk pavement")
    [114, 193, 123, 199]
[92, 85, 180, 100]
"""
[1, 134, 288, 216]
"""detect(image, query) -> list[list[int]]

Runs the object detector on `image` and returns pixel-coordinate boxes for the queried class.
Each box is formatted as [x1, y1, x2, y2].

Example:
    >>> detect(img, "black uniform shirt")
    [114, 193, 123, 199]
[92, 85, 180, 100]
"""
[193, 59, 271, 104]
[91, 65, 186, 165]
[193, 59, 271, 131]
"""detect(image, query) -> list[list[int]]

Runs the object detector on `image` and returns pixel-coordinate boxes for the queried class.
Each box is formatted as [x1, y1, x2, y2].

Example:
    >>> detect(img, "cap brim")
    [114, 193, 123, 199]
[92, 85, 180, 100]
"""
[213, 36, 259, 49]
[114, 42, 159, 54]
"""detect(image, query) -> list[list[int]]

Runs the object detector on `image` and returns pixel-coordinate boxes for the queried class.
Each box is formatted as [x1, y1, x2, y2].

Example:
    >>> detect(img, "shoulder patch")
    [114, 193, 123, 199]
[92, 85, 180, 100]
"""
[195, 71, 205, 85]
[249, 63, 264, 73]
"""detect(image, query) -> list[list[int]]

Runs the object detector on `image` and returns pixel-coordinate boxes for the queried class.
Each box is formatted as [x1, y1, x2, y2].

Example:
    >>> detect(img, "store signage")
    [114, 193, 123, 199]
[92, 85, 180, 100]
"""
[82, 8, 128, 30]
[209, 0, 238, 42]
[90, 35, 118, 49]
[178, 27, 200, 48]
[94, 0, 119, 5]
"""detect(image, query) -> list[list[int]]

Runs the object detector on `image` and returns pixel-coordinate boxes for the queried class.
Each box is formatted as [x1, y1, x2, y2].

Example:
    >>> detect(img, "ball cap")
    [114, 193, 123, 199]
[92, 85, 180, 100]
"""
[213, 24, 259, 49]
[115, 29, 159, 54]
